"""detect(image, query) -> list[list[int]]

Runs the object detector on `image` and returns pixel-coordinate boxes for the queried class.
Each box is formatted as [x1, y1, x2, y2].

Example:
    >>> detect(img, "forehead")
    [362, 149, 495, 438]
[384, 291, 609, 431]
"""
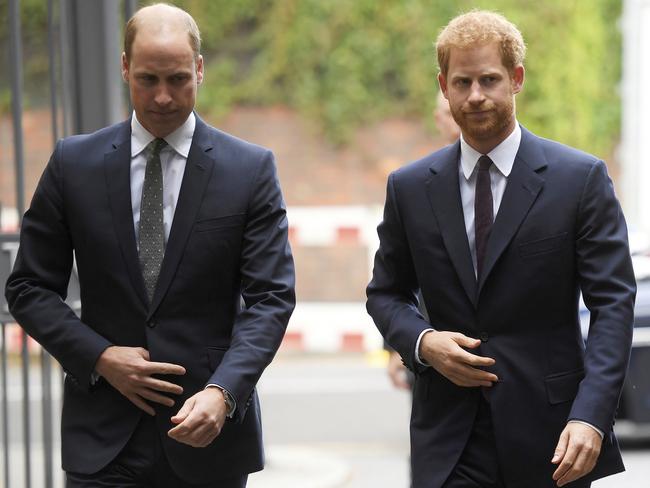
[130, 24, 194, 69]
[447, 43, 507, 76]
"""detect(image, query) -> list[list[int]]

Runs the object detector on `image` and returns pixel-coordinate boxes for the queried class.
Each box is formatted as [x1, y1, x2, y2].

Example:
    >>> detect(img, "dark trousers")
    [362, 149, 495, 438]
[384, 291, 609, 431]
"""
[442, 395, 505, 488]
[442, 396, 591, 488]
[66, 415, 248, 488]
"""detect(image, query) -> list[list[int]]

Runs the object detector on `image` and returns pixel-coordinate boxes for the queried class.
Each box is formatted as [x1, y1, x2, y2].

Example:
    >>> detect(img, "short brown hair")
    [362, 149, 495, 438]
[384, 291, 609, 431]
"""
[436, 10, 526, 76]
[124, 3, 201, 62]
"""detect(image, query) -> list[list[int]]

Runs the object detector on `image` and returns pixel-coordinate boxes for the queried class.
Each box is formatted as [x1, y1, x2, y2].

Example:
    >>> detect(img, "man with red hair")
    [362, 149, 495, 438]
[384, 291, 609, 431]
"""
[368, 10, 635, 488]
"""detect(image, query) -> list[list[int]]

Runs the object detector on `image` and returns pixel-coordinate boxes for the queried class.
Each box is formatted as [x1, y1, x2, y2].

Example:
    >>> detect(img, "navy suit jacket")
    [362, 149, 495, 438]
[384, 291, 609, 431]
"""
[367, 127, 636, 488]
[5, 115, 295, 483]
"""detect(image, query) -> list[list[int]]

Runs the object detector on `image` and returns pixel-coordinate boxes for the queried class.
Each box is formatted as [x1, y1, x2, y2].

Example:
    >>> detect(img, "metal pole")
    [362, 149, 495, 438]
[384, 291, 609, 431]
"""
[8, 1, 31, 486]
[20, 332, 31, 488]
[1, 323, 10, 488]
[41, 2, 59, 486]
[8, 0, 26, 220]
[48, 0, 60, 144]
[124, 0, 138, 23]
[59, 0, 72, 137]
[124, 0, 138, 113]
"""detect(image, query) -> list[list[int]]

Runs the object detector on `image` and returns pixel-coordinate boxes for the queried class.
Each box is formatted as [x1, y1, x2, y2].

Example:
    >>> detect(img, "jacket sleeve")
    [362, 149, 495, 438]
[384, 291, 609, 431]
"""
[570, 159, 636, 433]
[205, 150, 295, 422]
[366, 173, 430, 373]
[4, 140, 112, 390]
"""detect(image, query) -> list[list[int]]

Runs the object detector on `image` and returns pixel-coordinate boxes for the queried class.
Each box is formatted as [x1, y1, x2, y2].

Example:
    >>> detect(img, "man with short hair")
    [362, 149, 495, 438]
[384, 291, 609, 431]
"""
[5, 4, 295, 487]
[367, 10, 635, 488]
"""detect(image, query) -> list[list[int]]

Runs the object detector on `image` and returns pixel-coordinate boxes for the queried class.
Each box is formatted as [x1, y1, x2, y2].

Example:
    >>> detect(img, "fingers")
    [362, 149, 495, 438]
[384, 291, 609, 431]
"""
[458, 349, 496, 367]
[389, 371, 411, 390]
[387, 354, 410, 390]
[447, 363, 498, 387]
[127, 394, 155, 416]
[142, 361, 186, 376]
[552, 428, 569, 464]
[144, 377, 184, 396]
[137, 348, 150, 361]
[552, 424, 602, 486]
[171, 397, 195, 425]
[452, 333, 481, 349]
[138, 388, 176, 408]
[169, 410, 218, 447]
[168, 391, 226, 448]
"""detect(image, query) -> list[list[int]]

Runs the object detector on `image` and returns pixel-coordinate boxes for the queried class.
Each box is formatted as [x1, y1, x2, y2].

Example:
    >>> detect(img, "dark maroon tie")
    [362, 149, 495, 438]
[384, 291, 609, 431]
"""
[475, 155, 493, 279]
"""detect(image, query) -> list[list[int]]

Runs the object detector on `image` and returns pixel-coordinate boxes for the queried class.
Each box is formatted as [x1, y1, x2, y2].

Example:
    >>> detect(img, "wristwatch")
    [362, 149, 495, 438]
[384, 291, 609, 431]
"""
[218, 386, 236, 418]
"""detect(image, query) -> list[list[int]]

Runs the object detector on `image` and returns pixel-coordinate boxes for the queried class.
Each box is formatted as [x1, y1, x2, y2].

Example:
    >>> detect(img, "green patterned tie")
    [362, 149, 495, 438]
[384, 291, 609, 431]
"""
[138, 138, 167, 302]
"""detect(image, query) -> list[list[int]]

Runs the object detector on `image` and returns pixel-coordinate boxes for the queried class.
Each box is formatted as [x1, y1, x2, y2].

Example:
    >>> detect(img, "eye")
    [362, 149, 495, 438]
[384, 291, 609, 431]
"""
[171, 74, 190, 84]
[137, 74, 157, 85]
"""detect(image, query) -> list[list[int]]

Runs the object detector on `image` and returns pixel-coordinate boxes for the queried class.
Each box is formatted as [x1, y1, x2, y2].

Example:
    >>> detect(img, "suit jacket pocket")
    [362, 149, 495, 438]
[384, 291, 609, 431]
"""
[207, 346, 229, 371]
[518, 232, 568, 258]
[545, 368, 584, 405]
[194, 214, 245, 233]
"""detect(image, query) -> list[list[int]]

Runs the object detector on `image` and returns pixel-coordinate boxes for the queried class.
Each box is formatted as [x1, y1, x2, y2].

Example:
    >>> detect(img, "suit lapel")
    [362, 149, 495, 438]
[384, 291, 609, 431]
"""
[104, 120, 149, 308]
[477, 128, 546, 295]
[148, 116, 215, 318]
[425, 142, 478, 307]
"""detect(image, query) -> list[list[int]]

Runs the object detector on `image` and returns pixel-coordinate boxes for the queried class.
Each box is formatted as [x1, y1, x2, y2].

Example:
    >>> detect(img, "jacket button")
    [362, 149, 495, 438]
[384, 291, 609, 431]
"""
[147, 319, 156, 328]
[479, 331, 489, 343]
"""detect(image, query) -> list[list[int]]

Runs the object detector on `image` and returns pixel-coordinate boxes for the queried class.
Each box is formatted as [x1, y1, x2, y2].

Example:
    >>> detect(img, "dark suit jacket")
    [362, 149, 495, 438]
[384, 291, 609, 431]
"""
[5, 115, 295, 483]
[366, 126, 636, 488]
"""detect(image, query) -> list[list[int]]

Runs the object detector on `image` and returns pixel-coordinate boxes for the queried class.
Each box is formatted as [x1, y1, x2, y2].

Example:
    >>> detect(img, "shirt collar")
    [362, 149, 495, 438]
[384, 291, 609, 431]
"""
[459, 122, 521, 180]
[130, 111, 196, 158]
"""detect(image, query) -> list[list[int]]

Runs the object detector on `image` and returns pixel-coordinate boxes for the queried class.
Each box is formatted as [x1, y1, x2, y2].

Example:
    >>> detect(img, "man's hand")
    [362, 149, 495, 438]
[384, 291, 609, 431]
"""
[418, 330, 498, 387]
[95, 346, 186, 416]
[168, 387, 227, 447]
[552, 423, 602, 487]
[387, 351, 411, 390]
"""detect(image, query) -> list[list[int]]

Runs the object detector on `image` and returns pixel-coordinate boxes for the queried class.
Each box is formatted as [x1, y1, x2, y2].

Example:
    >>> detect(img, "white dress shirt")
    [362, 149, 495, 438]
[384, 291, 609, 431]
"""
[130, 112, 193, 245]
[413, 123, 602, 437]
[122, 112, 236, 416]
[415, 123, 520, 360]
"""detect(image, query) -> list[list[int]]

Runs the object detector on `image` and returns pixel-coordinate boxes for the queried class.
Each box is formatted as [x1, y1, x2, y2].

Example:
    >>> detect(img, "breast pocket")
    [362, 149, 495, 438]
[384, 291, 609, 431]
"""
[194, 214, 245, 233]
[545, 368, 584, 405]
[518, 232, 568, 259]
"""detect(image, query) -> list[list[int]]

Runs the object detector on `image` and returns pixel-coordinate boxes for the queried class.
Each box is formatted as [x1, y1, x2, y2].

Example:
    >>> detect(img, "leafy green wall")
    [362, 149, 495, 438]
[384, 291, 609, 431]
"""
[1, 0, 622, 157]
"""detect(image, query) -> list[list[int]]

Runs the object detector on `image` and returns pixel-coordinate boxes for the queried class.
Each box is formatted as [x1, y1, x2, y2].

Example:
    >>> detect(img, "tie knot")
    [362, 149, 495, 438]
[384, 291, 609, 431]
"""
[478, 155, 493, 171]
[147, 138, 167, 157]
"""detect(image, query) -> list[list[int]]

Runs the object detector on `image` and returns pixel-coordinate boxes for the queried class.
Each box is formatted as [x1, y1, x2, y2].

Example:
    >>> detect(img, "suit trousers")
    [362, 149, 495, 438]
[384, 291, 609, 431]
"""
[442, 394, 591, 488]
[442, 393, 505, 488]
[65, 415, 248, 488]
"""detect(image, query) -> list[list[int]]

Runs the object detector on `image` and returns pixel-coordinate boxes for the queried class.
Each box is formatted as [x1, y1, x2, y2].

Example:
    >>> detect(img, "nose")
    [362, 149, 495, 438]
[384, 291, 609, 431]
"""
[468, 81, 485, 104]
[154, 84, 172, 106]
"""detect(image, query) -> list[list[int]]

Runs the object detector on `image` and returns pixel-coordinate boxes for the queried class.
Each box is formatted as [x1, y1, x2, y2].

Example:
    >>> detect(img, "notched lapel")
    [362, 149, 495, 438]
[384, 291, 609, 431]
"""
[425, 144, 478, 307]
[478, 130, 546, 295]
[104, 123, 149, 308]
[149, 120, 215, 317]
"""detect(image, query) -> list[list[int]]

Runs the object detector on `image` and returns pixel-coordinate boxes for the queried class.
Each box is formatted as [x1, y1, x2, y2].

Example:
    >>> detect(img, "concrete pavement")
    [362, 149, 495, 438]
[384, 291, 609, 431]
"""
[2, 352, 649, 487]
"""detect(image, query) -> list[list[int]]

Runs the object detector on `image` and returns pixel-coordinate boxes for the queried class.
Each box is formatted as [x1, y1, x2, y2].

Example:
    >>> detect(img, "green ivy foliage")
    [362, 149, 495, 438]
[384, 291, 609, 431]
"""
[2, 0, 622, 157]
[181, 0, 621, 157]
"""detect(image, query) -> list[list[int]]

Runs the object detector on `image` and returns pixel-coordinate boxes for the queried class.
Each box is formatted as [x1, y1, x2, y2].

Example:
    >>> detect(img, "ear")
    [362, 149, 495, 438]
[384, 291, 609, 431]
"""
[438, 72, 449, 99]
[196, 54, 204, 85]
[121, 52, 129, 83]
[511, 65, 525, 94]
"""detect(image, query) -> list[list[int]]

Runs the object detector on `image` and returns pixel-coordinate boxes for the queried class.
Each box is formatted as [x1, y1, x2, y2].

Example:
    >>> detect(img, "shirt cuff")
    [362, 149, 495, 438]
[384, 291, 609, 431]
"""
[206, 384, 237, 418]
[415, 328, 436, 366]
[568, 420, 604, 439]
